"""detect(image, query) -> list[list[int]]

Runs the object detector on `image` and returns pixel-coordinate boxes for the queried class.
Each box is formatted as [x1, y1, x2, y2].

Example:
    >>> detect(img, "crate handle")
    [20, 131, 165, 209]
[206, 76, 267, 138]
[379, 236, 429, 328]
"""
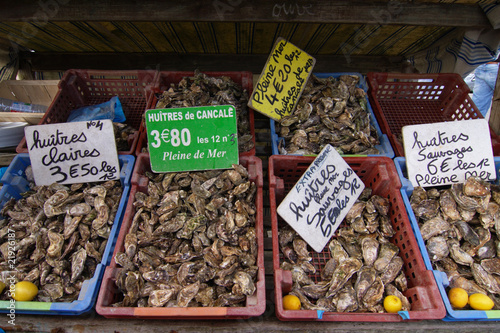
[316, 310, 325, 319]
[398, 311, 410, 320]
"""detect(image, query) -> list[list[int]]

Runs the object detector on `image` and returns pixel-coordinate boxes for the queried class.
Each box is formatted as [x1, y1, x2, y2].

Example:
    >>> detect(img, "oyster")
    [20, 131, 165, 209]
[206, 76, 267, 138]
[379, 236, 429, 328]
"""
[326, 258, 362, 297]
[361, 236, 379, 267]
[301, 282, 329, 299]
[334, 284, 358, 313]
[471, 263, 500, 294]
[448, 239, 474, 266]
[177, 281, 200, 307]
[148, 289, 175, 307]
[362, 277, 385, 309]
[481, 258, 500, 276]
[354, 266, 377, 302]
[420, 215, 451, 241]
[427, 236, 450, 261]
[374, 243, 399, 272]
[440, 189, 461, 221]
[380, 256, 404, 285]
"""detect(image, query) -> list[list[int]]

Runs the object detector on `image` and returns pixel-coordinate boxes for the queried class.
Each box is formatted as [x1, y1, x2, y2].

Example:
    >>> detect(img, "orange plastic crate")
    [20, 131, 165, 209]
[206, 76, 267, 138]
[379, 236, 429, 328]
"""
[136, 71, 255, 157]
[269, 155, 446, 321]
[367, 72, 500, 157]
[16, 69, 156, 155]
[96, 154, 265, 319]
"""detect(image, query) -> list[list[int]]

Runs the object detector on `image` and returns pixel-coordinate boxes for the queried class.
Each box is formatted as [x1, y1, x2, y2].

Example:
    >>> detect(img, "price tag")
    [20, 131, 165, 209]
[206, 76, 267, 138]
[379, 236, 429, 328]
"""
[25, 119, 120, 186]
[145, 105, 238, 173]
[277, 145, 365, 252]
[248, 37, 315, 120]
[402, 119, 496, 187]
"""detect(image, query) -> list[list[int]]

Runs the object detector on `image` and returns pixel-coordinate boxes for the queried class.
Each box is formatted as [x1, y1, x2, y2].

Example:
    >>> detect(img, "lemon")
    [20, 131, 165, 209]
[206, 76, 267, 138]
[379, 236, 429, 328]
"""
[283, 294, 301, 310]
[383, 295, 402, 313]
[448, 287, 469, 309]
[12, 281, 38, 301]
[0, 281, 5, 294]
[469, 293, 494, 311]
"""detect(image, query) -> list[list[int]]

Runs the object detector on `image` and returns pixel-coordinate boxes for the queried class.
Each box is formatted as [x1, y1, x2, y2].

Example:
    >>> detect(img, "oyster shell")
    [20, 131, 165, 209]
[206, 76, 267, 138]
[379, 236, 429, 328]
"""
[420, 215, 451, 241]
[374, 243, 399, 272]
[326, 258, 362, 297]
[334, 284, 358, 313]
[427, 236, 450, 261]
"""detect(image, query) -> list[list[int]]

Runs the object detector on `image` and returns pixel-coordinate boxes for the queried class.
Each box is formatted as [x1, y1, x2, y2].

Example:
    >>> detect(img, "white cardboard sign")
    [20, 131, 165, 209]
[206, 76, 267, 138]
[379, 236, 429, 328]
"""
[277, 144, 365, 253]
[25, 119, 120, 186]
[402, 119, 495, 188]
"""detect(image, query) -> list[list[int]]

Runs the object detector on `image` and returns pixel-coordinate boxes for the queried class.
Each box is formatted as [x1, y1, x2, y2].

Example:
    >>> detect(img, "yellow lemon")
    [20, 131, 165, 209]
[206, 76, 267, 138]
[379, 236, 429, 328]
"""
[383, 295, 402, 313]
[283, 294, 301, 310]
[448, 287, 469, 309]
[469, 293, 494, 311]
[12, 281, 38, 302]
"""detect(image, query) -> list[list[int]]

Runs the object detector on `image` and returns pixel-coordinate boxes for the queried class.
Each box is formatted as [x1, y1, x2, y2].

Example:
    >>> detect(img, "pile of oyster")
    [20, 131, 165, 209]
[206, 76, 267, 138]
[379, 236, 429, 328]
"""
[410, 177, 500, 309]
[147, 71, 253, 154]
[275, 74, 380, 155]
[0, 167, 123, 302]
[111, 163, 259, 307]
[280, 188, 410, 313]
[114, 122, 138, 151]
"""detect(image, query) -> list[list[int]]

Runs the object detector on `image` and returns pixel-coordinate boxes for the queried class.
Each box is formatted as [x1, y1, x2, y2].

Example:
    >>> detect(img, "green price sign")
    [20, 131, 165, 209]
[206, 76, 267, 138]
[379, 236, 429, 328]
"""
[145, 105, 239, 173]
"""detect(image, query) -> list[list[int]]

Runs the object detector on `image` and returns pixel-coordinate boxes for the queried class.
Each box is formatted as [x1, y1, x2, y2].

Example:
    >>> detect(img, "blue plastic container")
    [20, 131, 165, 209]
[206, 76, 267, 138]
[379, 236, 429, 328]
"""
[270, 72, 394, 158]
[0, 153, 134, 315]
[395, 156, 500, 321]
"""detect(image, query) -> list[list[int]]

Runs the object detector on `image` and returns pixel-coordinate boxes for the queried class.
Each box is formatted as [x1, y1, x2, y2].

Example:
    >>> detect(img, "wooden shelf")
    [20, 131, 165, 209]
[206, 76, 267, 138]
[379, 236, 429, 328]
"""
[0, 0, 491, 27]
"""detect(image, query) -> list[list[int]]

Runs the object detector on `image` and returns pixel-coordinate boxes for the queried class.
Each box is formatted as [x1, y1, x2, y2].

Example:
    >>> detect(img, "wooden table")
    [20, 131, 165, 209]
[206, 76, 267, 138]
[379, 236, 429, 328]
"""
[3, 114, 500, 332]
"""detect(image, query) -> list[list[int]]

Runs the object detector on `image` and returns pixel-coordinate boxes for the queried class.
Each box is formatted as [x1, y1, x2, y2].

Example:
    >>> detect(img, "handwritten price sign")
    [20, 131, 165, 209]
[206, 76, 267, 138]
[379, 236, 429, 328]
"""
[25, 119, 120, 186]
[248, 38, 315, 120]
[277, 145, 364, 252]
[402, 119, 496, 187]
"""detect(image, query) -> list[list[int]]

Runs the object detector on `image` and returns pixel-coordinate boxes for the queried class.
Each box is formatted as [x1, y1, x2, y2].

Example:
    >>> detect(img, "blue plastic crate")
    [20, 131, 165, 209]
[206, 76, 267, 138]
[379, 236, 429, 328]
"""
[270, 72, 394, 158]
[395, 156, 500, 321]
[0, 153, 134, 315]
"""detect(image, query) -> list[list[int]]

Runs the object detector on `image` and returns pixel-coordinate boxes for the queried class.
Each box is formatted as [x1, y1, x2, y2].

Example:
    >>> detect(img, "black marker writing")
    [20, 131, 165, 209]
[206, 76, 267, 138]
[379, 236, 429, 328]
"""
[418, 146, 473, 162]
[411, 130, 469, 150]
[30, 129, 87, 150]
[42, 147, 100, 166]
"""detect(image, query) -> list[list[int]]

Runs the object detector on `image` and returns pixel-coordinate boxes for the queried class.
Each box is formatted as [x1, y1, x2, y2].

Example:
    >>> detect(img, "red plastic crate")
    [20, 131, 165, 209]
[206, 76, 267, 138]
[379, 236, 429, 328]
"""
[16, 69, 157, 155]
[366, 72, 500, 157]
[268, 155, 446, 321]
[136, 71, 256, 157]
[96, 153, 265, 319]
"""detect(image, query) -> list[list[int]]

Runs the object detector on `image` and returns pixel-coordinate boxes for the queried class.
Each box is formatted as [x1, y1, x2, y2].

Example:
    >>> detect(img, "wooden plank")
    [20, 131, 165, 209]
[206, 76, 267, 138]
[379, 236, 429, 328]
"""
[0, 112, 43, 124]
[26, 52, 404, 74]
[489, 64, 500, 135]
[0, 0, 491, 28]
[0, 153, 17, 166]
[0, 80, 59, 106]
[7, 311, 500, 332]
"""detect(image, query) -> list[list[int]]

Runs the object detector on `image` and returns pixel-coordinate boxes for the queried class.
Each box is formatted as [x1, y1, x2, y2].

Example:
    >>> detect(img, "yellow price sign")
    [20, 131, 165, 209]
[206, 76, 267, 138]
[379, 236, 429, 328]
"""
[249, 38, 315, 120]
